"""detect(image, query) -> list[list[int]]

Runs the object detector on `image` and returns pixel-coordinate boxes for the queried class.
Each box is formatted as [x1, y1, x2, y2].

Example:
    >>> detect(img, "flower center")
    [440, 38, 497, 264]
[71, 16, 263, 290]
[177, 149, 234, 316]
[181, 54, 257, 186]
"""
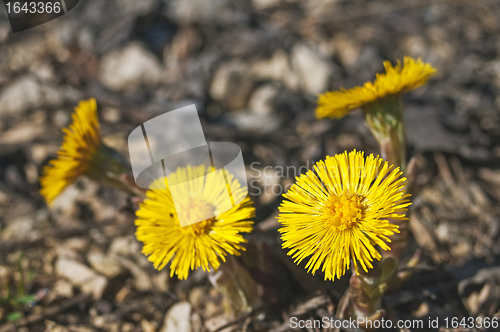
[323, 194, 364, 231]
[178, 198, 216, 235]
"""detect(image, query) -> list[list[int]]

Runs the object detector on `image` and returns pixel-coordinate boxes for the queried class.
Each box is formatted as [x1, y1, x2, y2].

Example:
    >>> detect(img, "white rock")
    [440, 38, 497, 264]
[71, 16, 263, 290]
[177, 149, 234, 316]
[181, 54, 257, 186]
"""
[226, 84, 281, 133]
[251, 50, 299, 90]
[0, 216, 35, 240]
[210, 60, 254, 110]
[52, 279, 74, 299]
[160, 302, 193, 332]
[87, 251, 124, 279]
[141, 320, 157, 332]
[109, 235, 142, 257]
[333, 34, 361, 68]
[51, 185, 81, 218]
[169, 0, 244, 25]
[291, 44, 330, 95]
[0, 122, 46, 145]
[248, 84, 278, 116]
[226, 110, 281, 134]
[205, 315, 230, 332]
[114, 256, 153, 291]
[252, 0, 282, 11]
[0, 76, 42, 117]
[55, 258, 108, 300]
[115, 0, 157, 15]
[152, 270, 170, 292]
[31, 144, 58, 165]
[0, 22, 9, 44]
[40, 85, 64, 108]
[99, 43, 162, 92]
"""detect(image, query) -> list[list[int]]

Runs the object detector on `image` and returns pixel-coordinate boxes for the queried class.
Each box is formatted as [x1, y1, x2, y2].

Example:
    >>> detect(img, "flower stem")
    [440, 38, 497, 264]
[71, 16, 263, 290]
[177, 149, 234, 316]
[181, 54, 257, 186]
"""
[86, 143, 146, 198]
[363, 97, 407, 172]
[208, 256, 261, 318]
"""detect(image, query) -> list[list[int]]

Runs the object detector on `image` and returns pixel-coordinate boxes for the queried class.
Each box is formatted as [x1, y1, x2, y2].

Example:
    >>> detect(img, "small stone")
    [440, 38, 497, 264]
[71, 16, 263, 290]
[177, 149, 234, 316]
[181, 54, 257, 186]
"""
[114, 256, 153, 291]
[0, 190, 8, 204]
[226, 110, 281, 133]
[248, 84, 278, 116]
[102, 107, 121, 124]
[92, 316, 105, 328]
[188, 287, 204, 308]
[0, 122, 46, 145]
[52, 279, 74, 299]
[401, 35, 428, 59]
[251, 50, 299, 90]
[99, 43, 162, 92]
[0, 266, 10, 284]
[205, 315, 230, 332]
[87, 251, 124, 279]
[55, 258, 108, 300]
[115, 0, 157, 15]
[412, 302, 429, 318]
[166, 26, 203, 63]
[160, 301, 192, 332]
[333, 34, 361, 68]
[210, 60, 254, 110]
[152, 270, 169, 292]
[0, 22, 9, 44]
[51, 185, 80, 218]
[68, 327, 96, 332]
[115, 286, 132, 303]
[141, 320, 157, 332]
[52, 110, 70, 128]
[64, 238, 89, 251]
[291, 44, 330, 95]
[0, 216, 35, 241]
[0, 76, 42, 117]
[168, 0, 245, 25]
[30, 61, 55, 81]
[109, 236, 142, 257]
[191, 313, 202, 332]
[252, 0, 282, 11]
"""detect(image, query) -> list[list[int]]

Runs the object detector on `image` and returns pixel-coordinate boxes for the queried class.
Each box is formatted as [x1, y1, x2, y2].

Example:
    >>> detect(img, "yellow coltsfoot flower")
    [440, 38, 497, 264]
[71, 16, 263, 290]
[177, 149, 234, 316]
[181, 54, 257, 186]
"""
[40, 99, 102, 205]
[40, 98, 133, 205]
[277, 150, 411, 281]
[316, 56, 437, 119]
[135, 165, 255, 280]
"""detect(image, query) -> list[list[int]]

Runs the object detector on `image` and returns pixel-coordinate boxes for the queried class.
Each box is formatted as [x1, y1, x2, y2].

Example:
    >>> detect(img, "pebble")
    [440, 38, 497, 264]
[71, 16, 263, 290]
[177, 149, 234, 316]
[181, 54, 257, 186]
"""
[291, 43, 330, 95]
[87, 251, 124, 279]
[99, 43, 162, 92]
[160, 301, 193, 332]
[0, 76, 42, 117]
[210, 60, 254, 110]
[55, 258, 108, 300]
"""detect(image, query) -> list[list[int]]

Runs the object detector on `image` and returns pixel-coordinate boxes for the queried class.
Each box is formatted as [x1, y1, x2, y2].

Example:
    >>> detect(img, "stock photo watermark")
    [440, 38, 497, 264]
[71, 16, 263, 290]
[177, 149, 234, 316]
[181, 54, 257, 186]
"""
[127, 104, 248, 227]
[3, 0, 80, 32]
[289, 316, 499, 330]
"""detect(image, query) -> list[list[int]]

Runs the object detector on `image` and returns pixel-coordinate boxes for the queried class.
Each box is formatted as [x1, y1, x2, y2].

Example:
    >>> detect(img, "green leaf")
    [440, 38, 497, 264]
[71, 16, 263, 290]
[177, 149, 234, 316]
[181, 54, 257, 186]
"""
[7, 311, 22, 322]
[13, 295, 36, 305]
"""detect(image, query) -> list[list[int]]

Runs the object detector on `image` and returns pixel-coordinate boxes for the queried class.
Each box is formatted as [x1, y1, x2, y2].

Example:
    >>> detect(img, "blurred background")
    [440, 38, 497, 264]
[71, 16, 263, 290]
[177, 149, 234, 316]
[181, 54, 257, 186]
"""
[1, 0, 500, 331]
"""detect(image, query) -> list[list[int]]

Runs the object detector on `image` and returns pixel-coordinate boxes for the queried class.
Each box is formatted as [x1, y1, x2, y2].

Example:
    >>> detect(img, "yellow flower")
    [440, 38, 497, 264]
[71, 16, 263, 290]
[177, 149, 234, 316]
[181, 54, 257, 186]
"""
[40, 98, 101, 205]
[277, 150, 411, 281]
[316, 57, 437, 119]
[135, 165, 255, 280]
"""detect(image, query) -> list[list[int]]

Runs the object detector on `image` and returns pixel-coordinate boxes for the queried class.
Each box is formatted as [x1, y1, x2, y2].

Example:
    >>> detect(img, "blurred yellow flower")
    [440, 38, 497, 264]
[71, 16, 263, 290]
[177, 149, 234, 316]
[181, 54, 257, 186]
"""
[316, 57, 437, 119]
[40, 98, 101, 205]
[135, 165, 254, 280]
[277, 150, 411, 280]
